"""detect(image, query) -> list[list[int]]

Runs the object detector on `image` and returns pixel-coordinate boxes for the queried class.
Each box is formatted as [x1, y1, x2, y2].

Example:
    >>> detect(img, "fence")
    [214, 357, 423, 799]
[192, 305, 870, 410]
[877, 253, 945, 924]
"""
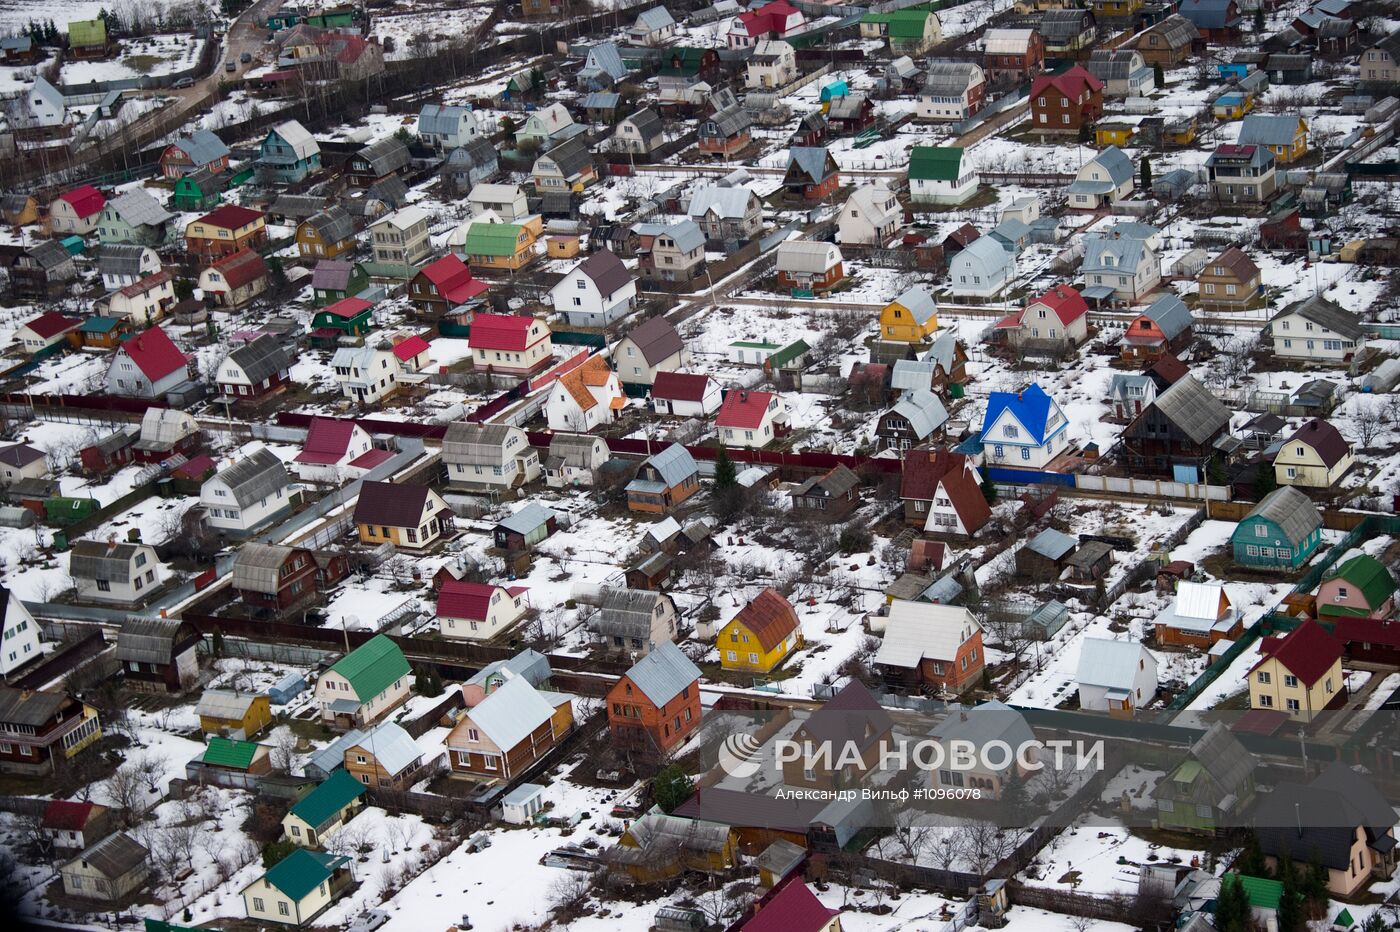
[989, 467, 1232, 502]
[1205, 499, 1372, 531]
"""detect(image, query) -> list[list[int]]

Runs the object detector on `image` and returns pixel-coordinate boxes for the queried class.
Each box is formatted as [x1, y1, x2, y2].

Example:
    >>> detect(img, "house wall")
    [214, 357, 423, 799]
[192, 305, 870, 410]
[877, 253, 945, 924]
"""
[1250, 654, 1344, 721]
[244, 874, 334, 925]
[607, 672, 701, 755]
[62, 859, 148, 903]
[1275, 441, 1351, 488]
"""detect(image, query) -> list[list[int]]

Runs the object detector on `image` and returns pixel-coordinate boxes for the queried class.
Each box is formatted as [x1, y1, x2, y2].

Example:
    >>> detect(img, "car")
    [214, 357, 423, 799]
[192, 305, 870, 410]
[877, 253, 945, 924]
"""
[240, 52, 253, 63]
[173, 77, 195, 88]
[347, 911, 390, 932]
[224, 61, 236, 72]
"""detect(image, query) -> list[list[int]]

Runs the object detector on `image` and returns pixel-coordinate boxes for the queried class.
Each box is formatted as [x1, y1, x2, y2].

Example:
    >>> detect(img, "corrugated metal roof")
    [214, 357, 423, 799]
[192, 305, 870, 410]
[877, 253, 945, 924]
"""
[874, 602, 979, 668]
[623, 640, 700, 706]
[460, 675, 560, 750]
[231, 543, 297, 595]
[1076, 637, 1148, 691]
[889, 389, 948, 440]
[1151, 375, 1230, 445]
[67, 832, 148, 880]
[115, 617, 186, 664]
[208, 448, 291, 508]
[350, 722, 421, 776]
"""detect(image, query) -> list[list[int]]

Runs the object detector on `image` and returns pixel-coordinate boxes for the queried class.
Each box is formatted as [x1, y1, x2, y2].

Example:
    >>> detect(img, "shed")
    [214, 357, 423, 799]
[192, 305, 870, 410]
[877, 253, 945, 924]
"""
[500, 783, 546, 824]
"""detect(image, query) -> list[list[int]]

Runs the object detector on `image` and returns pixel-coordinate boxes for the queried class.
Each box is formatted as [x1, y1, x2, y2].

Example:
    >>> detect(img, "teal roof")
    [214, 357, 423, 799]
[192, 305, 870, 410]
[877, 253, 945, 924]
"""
[328, 634, 409, 701]
[290, 768, 366, 828]
[80, 317, 121, 333]
[262, 848, 349, 901]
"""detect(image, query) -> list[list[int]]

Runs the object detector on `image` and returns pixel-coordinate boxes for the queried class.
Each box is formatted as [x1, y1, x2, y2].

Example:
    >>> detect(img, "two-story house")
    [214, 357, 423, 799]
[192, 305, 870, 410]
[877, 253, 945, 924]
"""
[315, 634, 412, 730]
[606, 641, 702, 759]
[201, 448, 295, 535]
[979, 383, 1070, 469]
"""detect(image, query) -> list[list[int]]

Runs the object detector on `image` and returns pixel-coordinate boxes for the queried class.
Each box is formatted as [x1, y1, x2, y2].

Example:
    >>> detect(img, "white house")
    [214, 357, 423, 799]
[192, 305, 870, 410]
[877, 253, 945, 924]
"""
[837, 184, 904, 246]
[908, 146, 979, 206]
[441, 422, 541, 491]
[1080, 224, 1161, 303]
[545, 356, 624, 432]
[629, 6, 678, 45]
[417, 103, 481, 151]
[1268, 295, 1364, 364]
[15, 311, 79, 354]
[467, 183, 529, 224]
[96, 244, 160, 291]
[1076, 637, 1158, 716]
[369, 205, 431, 271]
[27, 77, 68, 128]
[292, 419, 388, 485]
[1066, 146, 1135, 210]
[517, 103, 577, 147]
[330, 341, 400, 405]
[0, 443, 47, 484]
[549, 249, 637, 328]
[610, 108, 665, 156]
[917, 61, 985, 121]
[716, 388, 786, 449]
[200, 448, 295, 536]
[68, 540, 163, 605]
[0, 584, 41, 676]
[315, 635, 411, 729]
[948, 236, 1015, 299]
[544, 433, 610, 489]
[612, 316, 688, 385]
[105, 327, 191, 399]
[437, 581, 530, 641]
[217, 334, 291, 401]
[979, 383, 1070, 469]
[106, 272, 173, 325]
[746, 39, 798, 89]
[651, 371, 721, 418]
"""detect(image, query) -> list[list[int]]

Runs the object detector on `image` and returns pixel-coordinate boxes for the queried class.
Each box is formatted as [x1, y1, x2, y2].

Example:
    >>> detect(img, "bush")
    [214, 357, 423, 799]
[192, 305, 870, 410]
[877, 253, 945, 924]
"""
[262, 839, 297, 868]
[838, 525, 872, 555]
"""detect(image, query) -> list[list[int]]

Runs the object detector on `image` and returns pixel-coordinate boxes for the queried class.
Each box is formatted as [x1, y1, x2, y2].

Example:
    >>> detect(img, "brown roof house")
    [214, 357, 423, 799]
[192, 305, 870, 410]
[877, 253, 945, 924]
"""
[719, 587, 803, 674]
[1197, 245, 1263, 312]
[899, 448, 991, 536]
[790, 464, 861, 519]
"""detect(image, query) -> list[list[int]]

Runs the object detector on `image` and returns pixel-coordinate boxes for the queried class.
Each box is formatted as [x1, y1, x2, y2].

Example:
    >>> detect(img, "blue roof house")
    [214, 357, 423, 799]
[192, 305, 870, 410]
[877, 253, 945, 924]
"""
[578, 42, 628, 91]
[1230, 486, 1323, 569]
[258, 120, 321, 185]
[980, 383, 1071, 471]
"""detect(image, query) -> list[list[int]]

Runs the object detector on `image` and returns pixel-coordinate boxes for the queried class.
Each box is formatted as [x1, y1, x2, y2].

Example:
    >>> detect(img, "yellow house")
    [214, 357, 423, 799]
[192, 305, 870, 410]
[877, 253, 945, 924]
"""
[718, 587, 803, 674]
[1247, 618, 1344, 723]
[458, 221, 540, 272]
[1241, 114, 1308, 164]
[282, 770, 367, 847]
[242, 848, 353, 925]
[1089, 0, 1142, 16]
[352, 481, 453, 550]
[1274, 418, 1354, 489]
[1166, 117, 1198, 146]
[196, 690, 273, 739]
[1213, 92, 1252, 121]
[1095, 122, 1135, 148]
[879, 286, 938, 343]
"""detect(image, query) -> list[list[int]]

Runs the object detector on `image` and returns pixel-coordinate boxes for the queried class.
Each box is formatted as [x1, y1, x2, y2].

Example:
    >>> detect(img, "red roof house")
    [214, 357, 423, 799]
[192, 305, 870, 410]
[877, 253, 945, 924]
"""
[997, 283, 1090, 349]
[730, 0, 805, 46]
[739, 879, 841, 932]
[1247, 617, 1345, 720]
[716, 389, 784, 448]
[107, 327, 191, 397]
[436, 580, 530, 639]
[320, 297, 373, 320]
[468, 314, 553, 374]
[1029, 65, 1104, 133]
[293, 417, 391, 478]
[651, 371, 720, 416]
[392, 334, 432, 365]
[411, 254, 488, 317]
[18, 310, 81, 350]
[60, 185, 105, 219]
[900, 448, 991, 536]
[200, 248, 269, 309]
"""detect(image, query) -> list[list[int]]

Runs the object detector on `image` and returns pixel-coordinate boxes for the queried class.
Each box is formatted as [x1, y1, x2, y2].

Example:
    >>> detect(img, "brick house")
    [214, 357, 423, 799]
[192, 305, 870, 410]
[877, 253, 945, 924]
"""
[1030, 66, 1104, 135]
[873, 603, 984, 695]
[607, 641, 703, 758]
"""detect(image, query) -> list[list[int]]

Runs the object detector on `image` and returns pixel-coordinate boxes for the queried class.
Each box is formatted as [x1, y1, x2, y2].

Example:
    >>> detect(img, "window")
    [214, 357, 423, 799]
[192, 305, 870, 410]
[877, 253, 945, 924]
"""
[1258, 694, 1273, 707]
[1257, 671, 1271, 684]
[1286, 698, 1300, 712]
[1283, 674, 1297, 688]
[253, 897, 264, 912]
[278, 903, 290, 916]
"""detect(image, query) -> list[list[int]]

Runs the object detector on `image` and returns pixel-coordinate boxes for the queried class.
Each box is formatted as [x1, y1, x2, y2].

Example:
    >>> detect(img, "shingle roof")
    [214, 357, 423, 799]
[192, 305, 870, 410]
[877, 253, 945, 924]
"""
[327, 634, 410, 701]
[1272, 294, 1364, 342]
[354, 480, 441, 529]
[68, 832, 148, 880]
[621, 640, 700, 706]
[621, 316, 684, 367]
[1286, 418, 1351, 468]
[210, 448, 290, 508]
[732, 587, 800, 652]
[1244, 486, 1323, 545]
[575, 249, 632, 296]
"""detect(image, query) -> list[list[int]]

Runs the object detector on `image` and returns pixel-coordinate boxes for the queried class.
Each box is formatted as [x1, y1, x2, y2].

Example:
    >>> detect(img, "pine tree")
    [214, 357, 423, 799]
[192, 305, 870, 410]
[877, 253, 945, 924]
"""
[652, 764, 694, 813]
[713, 446, 737, 490]
[1152, 61, 1165, 88]
[1000, 771, 1030, 826]
[1253, 463, 1277, 499]
[46, 20, 57, 43]
[1236, 831, 1267, 876]
[1254, 6, 1266, 32]
[1277, 853, 1301, 932]
[1302, 856, 1328, 919]
[981, 474, 997, 504]
[1140, 156, 1153, 191]
[1214, 874, 1248, 932]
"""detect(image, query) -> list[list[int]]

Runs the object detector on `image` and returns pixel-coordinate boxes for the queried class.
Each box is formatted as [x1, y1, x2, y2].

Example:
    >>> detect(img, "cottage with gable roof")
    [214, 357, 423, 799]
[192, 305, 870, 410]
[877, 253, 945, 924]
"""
[106, 271, 174, 326]
[1121, 293, 1193, 360]
[1077, 637, 1157, 716]
[636, 220, 706, 286]
[950, 236, 1015, 298]
[1238, 112, 1308, 163]
[1274, 418, 1354, 488]
[594, 589, 679, 656]
[97, 189, 172, 247]
[544, 433, 609, 488]
[1231, 486, 1323, 568]
[1120, 373, 1230, 475]
[612, 107, 666, 156]
[996, 283, 1089, 353]
[60, 832, 150, 904]
[550, 250, 636, 328]
[410, 254, 488, 319]
[468, 314, 553, 374]
[258, 120, 321, 184]
[26, 76, 69, 129]
[719, 587, 803, 673]
[908, 145, 979, 206]
[186, 205, 268, 262]
[1085, 48, 1154, 97]
[1080, 223, 1161, 303]
[242, 848, 353, 924]
[607, 640, 702, 756]
[1248, 617, 1345, 721]
[980, 383, 1070, 469]
[626, 444, 700, 514]
[717, 388, 786, 449]
[105, 327, 192, 399]
[1067, 146, 1135, 210]
[445, 674, 575, 780]
[296, 205, 356, 261]
[877, 389, 949, 452]
[900, 448, 990, 535]
[838, 184, 904, 247]
[1153, 580, 1242, 647]
[630, 7, 677, 45]
[930, 701, 1037, 797]
[69, 539, 163, 606]
[316, 634, 412, 729]
[783, 146, 840, 201]
[917, 61, 987, 121]
[1268, 295, 1363, 364]
[438, 580, 530, 641]
[532, 137, 598, 195]
[201, 448, 295, 535]
[417, 103, 481, 152]
[354, 480, 453, 551]
[442, 422, 540, 492]
[875, 602, 983, 693]
[49, 185, 105, 236]
[688, 184, 763, 245]
[199, 248, 270, 310]
[342, 721, 425, 789]
[1152, 721, 1256, 834]
[1317, 554, 1396, 620]
[1132, 14, 1200, 66]
[218, 334, 292, 403]
[747, 38, 798, 89]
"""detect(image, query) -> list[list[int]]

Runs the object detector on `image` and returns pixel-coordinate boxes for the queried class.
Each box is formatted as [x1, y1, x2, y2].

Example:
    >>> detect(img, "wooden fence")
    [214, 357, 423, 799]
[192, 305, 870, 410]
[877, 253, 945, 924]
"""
[1205, 499, 1372, 531]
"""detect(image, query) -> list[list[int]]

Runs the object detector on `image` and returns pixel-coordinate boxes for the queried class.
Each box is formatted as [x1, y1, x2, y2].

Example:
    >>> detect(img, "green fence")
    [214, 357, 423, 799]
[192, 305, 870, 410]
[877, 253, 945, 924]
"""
[436, 320, 605, 349]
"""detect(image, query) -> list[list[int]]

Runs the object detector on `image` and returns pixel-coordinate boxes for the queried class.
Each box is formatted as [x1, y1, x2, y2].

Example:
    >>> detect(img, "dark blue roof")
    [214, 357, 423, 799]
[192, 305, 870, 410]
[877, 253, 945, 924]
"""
[1179, 0, 1240, 28]
[982, 384, 1054, 442]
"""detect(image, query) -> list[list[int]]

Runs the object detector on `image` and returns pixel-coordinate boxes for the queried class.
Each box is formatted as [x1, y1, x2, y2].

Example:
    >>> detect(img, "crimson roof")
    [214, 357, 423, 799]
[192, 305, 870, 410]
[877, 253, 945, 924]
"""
[1027, 283, 1087, 326]
[651, 371, 711, 403]
[42, 799, 98, 832]
[295, 417, 358, 464]
[1031, 64, 1103, 100]
[899, 448, 991, 534]
[1333, 616, 1400, 650]
[419, 254, 488, 305]
[1249, 617, 1343, 687]
[1287, 418, 1351, 469]
[212, 248, 269, 289]
[716, 389, 774, 429]
[733, 587, 800, 652]
[117, 269, 172, 298]
[741, 880, 840, 932]
[24, 310, 81, 339]
[437, 580, 503, 621]
[393, 335, 431, 362]
[120, 327, 189, 382]
[197, 204, 263, 230]
[322, 297, 373, 319]
[470, 314, 541, 351]
[60, 185, 105, 219]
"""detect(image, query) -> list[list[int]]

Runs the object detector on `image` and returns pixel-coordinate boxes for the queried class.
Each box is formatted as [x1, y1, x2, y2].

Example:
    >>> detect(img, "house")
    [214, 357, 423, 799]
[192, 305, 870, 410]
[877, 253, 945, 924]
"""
[342, 722, 424, 789]
[60, 833, 150, 905]
[368, 206, 431, 276]
[442, 422, 540, 492]
[1275, 418, 1354, 488]
[469, 314, 553, 374]
[658, 47, 720, 104]
[917, 61, 987, 122]
[295, 206, 355, 262]
[1153, 581, 1242, 648]
[1231, 486, 1324, 568]
[0, 585, 40, 677]
[1249, 617, 1345, 722]
[874, 602, 984, 694]
[927, 700, 1036, 798]
[1196, 245, 1262, 312]
[1085, 49, 1154, 97]
[1121, 374, 1230, 476]
[41, 801, 110, 853]
[438, 581, 530, 641]
[747, 39, 798, 89]
[1253, 762, 1397, 898]
[790, 464, 860, 519]
[717, 389, 785, 449]
[546, 355, 625, 431]
[456, 221, 538, 272]
[737, 880, 841, 932]
[96, 189, 171, 247]
[689, 185, 764, 245]
[348, 137, 410, 188]
[900, 448, 991, 536]
[652, 371, 721, 417]
[871, 8, 942, 54]
[258, 120, 322, 184]
[879, 287, 939, 343]
[1238, 113, 1308, 163]
[218, 334, 292, 404]
[532, 137, 598, 194]
[0, 193, 37, 228]
[311, 261, 370, 308]
[231, 543, 346, 616]
[1076, 638, 1157, 717]
[1132, 14, 1200, 66]
[1079, 224, 1161, 304]
[1122, 294, 1193, 360]
[442, 139, 500, 195]
[410, 254, 488, 319]
[416, 104, 481, 151]
[315, 634, 412, 729]
[0, 444, 46, 485]
[11, 241, 77, 300]
[983, 28, 1044, 83]
[445, 675, 574, 780]
[550, 250, 636, 328]
[199, 248, 269, 310]
[353, 481, 453, 551]
[775, 240, 844, 293]
[999, 283, 1089, 353]
[196, 689, 272, 740]
[25, 76, 68, 130]
[637, 220, 706, 285]
[201, 448, 294, 536]
[578, 42, 628, 91]
[1362, 31, 1400, 83]
[1041, 7, 1097, 54]
[626, 444, 700, 514]
[517, 103, 580, 147]
[1152, 721, 1256, 834]
[543, 433, 609, 488]
[1205, 144, 1277, 204]
[719, 588, 802, 673]
[594, 589, 679, 657]
[728, 0, 805, 48]
[105, 271, 174, 327]
[1268, 295, 1363, 364]
[1317, 554, 1396, 620]
[293, 419, 386, 486]
[49, 185, 105, 236]
[837, 184, 903, 247]
[283, 769, 368, 844]
[607, 640, 703, 756]
[980, 383, 1070, 470]
[630, 7, 677, 44]
[468, 183, 529, 224]
[612, 813, 738, 882]
[242, 849, 353, 925]
[131, 408, 201, 464]
[1030, 65, 1104, 135]
[95, 243, 160, 291]
[186, 205, 268, 262]
[827, 93, 876, 135]
[611, 108, 665, 156]
[330, 341, 400, 405]
[908, 145, 979, 207]
[0, 685, 101, 774]
[1066, 147, 1135, 210]
[877, 389, 949, 452]
[1178, 0, 1242, 40]
[493, 501, 558, 552]
[115, 617, 200, 693]
[69, 539, 163, 605]
[782, 147, 840, 202]
[948, 236, 1015, 299]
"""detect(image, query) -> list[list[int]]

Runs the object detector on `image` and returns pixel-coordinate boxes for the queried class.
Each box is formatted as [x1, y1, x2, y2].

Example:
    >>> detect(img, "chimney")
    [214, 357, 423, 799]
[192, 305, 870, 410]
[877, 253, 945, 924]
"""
[19, 688, 32, 701]
[959, 712, 968, 722]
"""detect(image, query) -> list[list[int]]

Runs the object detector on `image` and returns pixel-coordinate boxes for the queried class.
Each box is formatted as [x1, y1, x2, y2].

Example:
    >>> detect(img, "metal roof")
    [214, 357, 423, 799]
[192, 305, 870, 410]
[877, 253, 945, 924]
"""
[1245, 486, 1322, 544]
[1076, 637, 1149, 691]
[105, 188, 172, 228]
[461, 675, 561, 750]
[269, 120, 319, 160]
[498, 501, 555, 535]
[1151, 375, 1231, 445]
[875, 603, 980, 668]
[688, 184, 756, 220]
[232, 543, 299, 595]
[115, 617, 187, 665]
[208, 448, 291, 508]
[138, 408, 197, 447]
[173, 129, 230, 168]
[622, 640, 700, 706]
[442, 422, 525, 468]
[889, 389, 948, 440]
[417, 103, 474, 137]
[775, 239, 842, 273]
[228, 334, 291, 385]
[67, 832, 148, 880]
[1238, 113, 1304, 148]
[350, 722, 421, 776]
[1272, 294, 1364, 342]
[640, 444, 697, 487]
[69, 540, 148, 583]
[196, 689, 260, 720]
[1025, 527, 1076, 560]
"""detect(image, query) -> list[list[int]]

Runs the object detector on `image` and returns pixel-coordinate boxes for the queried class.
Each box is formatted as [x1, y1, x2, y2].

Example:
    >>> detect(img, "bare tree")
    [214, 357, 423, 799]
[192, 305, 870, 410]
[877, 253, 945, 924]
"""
[134, 751, 170, 795]
[104, 762, 148, 827]
[549, 869, 595, 916]
[269, 728, 301, 775]
[1354, 399, 1384, 449]
[956, 820, 1013, 875]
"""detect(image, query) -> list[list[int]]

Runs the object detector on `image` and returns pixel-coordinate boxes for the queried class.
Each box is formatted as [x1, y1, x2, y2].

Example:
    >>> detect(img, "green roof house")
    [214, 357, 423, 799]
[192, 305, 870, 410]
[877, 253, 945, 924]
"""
[1230, 486, 1323, 569]
[1317, 554, 1397, 619]
[885, 10, 942, 54]
[1238, 874, 1287, 924]
[67, 19, 109, 57]
[909, 146, 979, 207]
[282, 769, 367, 847]
[1150, 721, 1256, 835]
[199, 736, 272, 778]
[314, 634, 412, 729]
[766, 338, 810, 372]
[242, 848, 353, 925]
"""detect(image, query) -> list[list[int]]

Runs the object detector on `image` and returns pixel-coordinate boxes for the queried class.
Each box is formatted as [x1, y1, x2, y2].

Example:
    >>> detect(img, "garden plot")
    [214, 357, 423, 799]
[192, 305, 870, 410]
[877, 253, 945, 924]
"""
[372, 4, 495, 60]
[1022, 815, 1206, 897]
[61, 33, 206, 84]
